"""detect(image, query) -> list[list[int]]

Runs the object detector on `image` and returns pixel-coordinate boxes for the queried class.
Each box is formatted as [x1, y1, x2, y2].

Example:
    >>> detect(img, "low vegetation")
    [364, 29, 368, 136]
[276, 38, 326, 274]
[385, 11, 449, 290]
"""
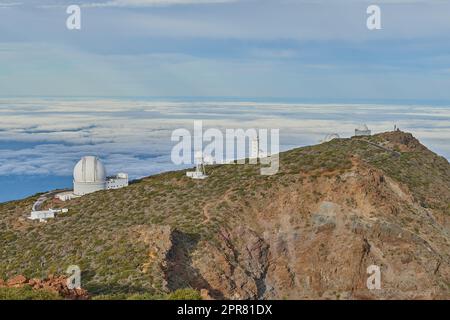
[0, 286, 62, 300]
[0, 131, 448, 299]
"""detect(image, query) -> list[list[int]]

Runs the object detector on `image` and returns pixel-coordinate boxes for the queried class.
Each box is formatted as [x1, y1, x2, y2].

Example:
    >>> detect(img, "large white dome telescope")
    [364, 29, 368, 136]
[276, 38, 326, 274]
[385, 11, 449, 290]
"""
[73, 156, 107, 196]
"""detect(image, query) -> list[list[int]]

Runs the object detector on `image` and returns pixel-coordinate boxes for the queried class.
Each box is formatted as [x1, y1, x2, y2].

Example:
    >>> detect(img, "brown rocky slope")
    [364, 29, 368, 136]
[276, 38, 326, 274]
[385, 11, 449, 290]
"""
[0, 274, 89, 299]
[0, 131, 449, 299]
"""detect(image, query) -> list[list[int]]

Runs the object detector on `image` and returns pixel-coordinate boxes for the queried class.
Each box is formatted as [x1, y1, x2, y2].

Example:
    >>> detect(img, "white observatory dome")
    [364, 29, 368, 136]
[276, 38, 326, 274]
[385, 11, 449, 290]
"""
[74, 156, 106, 183]
[322, 133, 340, 143]
[73, 156, 107, 196]
[354, 123, 371, 137]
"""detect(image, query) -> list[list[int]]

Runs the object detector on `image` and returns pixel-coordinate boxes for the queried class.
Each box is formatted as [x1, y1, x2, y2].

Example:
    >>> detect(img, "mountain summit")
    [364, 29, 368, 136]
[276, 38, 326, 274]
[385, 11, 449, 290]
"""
[1, 131, 449, 299]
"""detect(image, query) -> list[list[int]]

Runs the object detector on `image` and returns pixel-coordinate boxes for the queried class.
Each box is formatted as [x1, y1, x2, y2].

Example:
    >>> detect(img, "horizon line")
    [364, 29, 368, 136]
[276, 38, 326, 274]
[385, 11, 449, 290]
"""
[1, 96, 450, 106]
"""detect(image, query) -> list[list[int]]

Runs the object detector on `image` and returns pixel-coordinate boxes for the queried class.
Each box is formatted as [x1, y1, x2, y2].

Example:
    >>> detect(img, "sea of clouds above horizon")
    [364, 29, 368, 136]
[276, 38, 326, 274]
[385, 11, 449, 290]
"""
[0, 98, 449, 182]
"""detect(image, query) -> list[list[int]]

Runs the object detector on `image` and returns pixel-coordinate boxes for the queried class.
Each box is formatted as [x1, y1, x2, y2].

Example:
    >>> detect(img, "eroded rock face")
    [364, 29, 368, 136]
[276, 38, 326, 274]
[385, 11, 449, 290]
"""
[178, 162, 450, 300]
[192, 227, 269, 299]
[0, 275, 89, 299]
[134, 224, 174, 292]
[6, 275, 27, 287]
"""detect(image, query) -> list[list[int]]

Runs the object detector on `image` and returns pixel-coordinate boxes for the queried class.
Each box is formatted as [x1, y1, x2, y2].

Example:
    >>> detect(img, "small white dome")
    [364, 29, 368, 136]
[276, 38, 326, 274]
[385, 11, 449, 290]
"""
[73, 156, 107, 183]
[194, 151, 203, 159]
[356, 124, 369, 131]
[323, 133, 340, 142]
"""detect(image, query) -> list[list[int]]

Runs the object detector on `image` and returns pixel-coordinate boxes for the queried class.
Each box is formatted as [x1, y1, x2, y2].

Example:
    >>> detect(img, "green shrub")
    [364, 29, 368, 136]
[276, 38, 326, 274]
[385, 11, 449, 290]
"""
[167, 288, 202, 300]
[0, 286, 62, 300]
[92, 288, 201, 300]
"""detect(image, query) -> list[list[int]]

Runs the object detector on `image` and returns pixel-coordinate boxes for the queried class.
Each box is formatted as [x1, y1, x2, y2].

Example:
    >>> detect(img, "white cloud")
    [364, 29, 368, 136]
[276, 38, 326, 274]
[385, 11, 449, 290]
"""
[0, 2, 22, 8]
[0, 98, 449, 178]
[82, 0, 238, 8]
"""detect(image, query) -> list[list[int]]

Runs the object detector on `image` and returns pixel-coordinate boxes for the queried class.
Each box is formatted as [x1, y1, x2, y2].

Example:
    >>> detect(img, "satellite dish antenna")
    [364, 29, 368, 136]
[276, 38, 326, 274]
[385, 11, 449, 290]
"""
[187, 151, 208, 179]
[321, 133, 340, 143]
[194, 151, 203, 162]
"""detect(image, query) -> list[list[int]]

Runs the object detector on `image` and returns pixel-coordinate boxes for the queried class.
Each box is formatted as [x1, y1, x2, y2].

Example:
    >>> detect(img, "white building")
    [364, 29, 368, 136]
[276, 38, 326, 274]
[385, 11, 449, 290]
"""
[106, 173, 129, 189]
[354, 124, 371, 137]
[56, 156, 129, 201]
[56, 191, 77, 202]
[73, 156, 129, 195]
[187, 152, 208, 180]
[29, 208, 68, 222]
[203, 155, 216, 165]
[73, 156, 108, 196]
[29, 210, 55, 221]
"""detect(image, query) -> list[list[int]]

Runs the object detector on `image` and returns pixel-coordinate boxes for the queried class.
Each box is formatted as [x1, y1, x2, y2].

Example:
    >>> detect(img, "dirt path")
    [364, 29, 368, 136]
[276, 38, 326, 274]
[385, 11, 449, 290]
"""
[31, 190, 63, 212]
[357, 139, 401, 157]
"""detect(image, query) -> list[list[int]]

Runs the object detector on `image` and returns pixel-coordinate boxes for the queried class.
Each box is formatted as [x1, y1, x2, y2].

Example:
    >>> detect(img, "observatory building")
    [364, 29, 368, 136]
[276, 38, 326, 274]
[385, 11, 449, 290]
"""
[106, 173, 129, 190]
[56, 156, 128, 201]
[186, 152, 208, 180]
[73, 156, 107, 195]
[354, 124, 371, 137]
[73, 156, 128, 195]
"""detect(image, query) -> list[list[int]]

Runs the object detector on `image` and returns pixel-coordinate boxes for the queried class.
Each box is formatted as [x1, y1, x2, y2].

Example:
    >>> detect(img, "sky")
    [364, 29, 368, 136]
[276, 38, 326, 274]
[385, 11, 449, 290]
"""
[1, 0, 450, 100]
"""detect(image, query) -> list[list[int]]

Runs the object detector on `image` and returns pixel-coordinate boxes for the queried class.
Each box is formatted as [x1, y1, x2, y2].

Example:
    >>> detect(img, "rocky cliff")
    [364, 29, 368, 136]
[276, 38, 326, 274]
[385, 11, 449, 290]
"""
[0, 274, 89, 299]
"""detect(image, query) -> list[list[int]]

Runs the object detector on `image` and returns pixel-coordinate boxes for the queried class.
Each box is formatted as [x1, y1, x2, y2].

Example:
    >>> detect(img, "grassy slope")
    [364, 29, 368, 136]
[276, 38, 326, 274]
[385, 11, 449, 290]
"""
[0, 132, 448, 296]
[0, 286, 62, 300]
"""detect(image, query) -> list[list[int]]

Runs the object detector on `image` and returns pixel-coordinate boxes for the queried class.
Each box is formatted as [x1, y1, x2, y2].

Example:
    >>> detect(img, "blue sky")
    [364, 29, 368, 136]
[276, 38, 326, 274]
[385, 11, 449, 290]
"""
[1, 0, 450, 100]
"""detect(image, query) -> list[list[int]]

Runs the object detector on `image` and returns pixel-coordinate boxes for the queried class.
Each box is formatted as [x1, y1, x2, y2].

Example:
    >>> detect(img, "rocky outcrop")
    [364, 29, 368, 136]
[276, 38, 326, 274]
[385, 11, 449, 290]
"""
[6, 275, 27, 287]
[179, 154, 449, 299]
[0, 275, 89, 299]
[190, 227, 269, 300]
[381, 131, 426, 152]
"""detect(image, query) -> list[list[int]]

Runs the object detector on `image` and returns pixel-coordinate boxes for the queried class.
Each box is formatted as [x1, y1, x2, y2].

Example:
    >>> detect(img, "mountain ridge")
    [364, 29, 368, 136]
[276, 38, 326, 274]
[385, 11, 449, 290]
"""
[1, 131, 449, 299]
